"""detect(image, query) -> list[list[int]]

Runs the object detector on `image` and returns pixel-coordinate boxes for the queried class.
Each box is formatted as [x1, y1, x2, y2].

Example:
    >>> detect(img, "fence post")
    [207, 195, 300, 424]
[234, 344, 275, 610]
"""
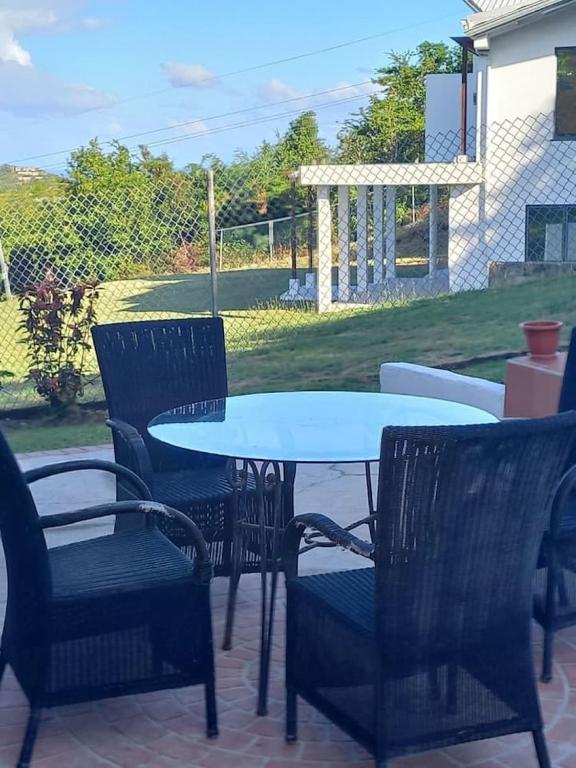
[316, 185, 332, 313]
[0, 239, 12, 300]
[207, 169, 219, 317]
[337, 186, 350, 302]
[429, 185, 438, 275]
[290, 179, 298, 279]
[307, 187, 314, 271]
[356, 185, 369, 293]
[373, 186, 384, 284]
[268, 220, 274, 261]
[386, 187, 397, 278]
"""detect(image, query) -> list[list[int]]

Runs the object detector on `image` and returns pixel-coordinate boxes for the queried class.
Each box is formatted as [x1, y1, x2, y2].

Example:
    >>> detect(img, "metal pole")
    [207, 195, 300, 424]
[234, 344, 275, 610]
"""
[219, 229, 224, 271]
[268, 220, 274, 262]
[0, 239, 12, 300]
[207, 169, 219, 317]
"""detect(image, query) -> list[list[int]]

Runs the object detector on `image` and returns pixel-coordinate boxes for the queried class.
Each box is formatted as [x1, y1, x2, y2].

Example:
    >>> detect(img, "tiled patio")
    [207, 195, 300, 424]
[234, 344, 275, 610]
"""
[1, 446, 576, 767]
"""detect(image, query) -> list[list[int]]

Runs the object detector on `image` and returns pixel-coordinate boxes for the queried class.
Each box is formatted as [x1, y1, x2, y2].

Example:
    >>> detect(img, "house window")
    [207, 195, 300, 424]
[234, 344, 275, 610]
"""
[526, 205, 576, 261]
[555, 48, 576, 138]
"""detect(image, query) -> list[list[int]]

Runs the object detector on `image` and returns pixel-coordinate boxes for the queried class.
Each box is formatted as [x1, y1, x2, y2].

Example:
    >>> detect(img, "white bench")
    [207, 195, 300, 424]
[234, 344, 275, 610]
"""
[379, 362, 505, 419]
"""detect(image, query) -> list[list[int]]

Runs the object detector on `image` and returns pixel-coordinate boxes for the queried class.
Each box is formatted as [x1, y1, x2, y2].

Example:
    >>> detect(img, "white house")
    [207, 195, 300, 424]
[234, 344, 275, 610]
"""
[289, 0, 576, 311]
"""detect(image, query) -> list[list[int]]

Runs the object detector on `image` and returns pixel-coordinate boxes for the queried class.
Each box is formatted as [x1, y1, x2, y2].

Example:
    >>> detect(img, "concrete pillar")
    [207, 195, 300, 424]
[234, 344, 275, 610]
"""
[448, 184, 486, 292]
[373, 186, 384, 284]
[337, 186, 350, 302]
[316, 185, 333, 312]
[429, 185, 438, 275]
[356, 185, 369, 292]
[386, 187, 397, 278]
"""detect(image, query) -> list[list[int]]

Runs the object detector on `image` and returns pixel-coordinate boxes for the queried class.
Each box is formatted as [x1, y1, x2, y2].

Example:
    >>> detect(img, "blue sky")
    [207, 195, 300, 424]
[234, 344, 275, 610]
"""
[0, 0, 465, 173]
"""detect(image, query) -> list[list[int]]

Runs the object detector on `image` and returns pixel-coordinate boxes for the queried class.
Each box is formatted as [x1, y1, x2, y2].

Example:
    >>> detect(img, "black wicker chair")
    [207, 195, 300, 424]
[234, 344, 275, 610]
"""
[283, 414, 576, 768]
[535, 326, 576, 680]
[0, 431, 217, 768]
[92, 318, 289, 650]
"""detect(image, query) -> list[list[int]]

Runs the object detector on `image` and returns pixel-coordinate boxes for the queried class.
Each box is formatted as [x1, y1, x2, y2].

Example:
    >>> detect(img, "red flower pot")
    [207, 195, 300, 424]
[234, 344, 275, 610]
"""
[520, 320, 563, 360]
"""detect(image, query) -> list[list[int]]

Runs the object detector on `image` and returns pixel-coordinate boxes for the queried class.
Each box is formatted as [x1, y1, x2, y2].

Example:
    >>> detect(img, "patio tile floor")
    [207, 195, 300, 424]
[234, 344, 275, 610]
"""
[0, 446, 576, 767]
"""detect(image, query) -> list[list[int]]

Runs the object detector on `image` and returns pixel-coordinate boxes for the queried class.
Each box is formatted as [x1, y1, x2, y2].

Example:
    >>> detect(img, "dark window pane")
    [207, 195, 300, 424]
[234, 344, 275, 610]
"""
[556, 49, 576, 137]
[526, 206, 565, 261]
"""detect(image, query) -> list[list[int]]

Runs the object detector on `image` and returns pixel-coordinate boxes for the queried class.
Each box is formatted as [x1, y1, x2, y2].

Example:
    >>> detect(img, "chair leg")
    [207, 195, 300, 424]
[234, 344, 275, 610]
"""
[222, 482, 244, 652]
[286, 686, 298, 742]
[542, 628, 554, 683]
[18, 706, 42, 768]
[222, 565, 241, 652]
[532, 729, 551, 768]
[205, 679, 218, 739]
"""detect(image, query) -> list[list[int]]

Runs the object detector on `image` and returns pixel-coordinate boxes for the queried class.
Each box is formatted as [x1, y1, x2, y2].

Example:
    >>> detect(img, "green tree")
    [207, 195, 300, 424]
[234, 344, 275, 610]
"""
[277, 111, 330, 170]
[338, 42, 462, 163]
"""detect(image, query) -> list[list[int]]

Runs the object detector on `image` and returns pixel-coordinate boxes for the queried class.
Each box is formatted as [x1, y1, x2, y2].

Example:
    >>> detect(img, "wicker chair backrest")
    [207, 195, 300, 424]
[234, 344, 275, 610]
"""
[92, 318, 228, 469]
[0, 432, 51, 643]
[375, 414, 576, 666]
[559, 327, 576, 413]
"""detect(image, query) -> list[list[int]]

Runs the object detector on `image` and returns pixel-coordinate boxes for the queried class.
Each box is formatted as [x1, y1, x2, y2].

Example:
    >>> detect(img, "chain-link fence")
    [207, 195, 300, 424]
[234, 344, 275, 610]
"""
[1, 111, 575, 412]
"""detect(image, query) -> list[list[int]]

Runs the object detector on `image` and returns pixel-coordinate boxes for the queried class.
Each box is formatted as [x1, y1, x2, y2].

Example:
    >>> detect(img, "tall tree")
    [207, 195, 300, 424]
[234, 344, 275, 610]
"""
[277, 111, 330, 170]
[338, 42, 462, 163]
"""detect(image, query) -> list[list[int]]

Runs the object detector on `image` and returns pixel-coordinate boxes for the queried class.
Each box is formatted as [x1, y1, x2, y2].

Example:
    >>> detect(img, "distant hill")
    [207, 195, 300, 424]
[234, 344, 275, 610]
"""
[0, 166, 64, 198]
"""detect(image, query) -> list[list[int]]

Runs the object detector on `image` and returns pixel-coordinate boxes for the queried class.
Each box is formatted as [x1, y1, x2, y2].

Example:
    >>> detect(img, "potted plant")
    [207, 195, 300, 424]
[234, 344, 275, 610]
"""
[520, 320, 563, 359]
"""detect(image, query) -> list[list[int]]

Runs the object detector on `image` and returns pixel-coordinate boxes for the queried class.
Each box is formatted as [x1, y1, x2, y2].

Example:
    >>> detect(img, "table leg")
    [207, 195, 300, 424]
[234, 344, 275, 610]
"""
[251, 461, 296, 716]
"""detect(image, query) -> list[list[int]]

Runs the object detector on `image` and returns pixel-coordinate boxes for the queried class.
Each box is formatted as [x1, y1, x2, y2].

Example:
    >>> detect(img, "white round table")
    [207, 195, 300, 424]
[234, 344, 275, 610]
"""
[148, 391, 497, 464]
[149, 391, 498, 715]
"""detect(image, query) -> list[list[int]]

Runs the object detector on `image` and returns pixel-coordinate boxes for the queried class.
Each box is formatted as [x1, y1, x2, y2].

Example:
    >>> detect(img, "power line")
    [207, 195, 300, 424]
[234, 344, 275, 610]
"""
[2, 8, 455, 160]
[30, 91, 372, 176]
[6, 80, 376, 166]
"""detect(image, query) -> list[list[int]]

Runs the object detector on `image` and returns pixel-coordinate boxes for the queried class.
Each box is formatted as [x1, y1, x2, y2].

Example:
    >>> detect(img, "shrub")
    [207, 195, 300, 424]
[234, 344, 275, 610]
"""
[172, 242, 201, 273]
[19, 277, 99, 409]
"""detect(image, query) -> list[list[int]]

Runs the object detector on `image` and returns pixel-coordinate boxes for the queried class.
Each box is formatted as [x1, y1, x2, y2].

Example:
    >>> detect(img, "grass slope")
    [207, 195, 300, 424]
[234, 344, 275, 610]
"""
[2, 272, 575, 453]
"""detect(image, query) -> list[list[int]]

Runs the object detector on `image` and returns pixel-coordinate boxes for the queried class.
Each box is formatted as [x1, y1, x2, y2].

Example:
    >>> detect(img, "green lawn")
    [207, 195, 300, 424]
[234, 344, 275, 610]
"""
[2, 270, 575, 453]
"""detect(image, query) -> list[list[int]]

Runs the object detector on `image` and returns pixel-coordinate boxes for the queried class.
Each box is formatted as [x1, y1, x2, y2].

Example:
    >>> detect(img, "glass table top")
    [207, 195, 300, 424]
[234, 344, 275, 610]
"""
[148, 391, 498, 464]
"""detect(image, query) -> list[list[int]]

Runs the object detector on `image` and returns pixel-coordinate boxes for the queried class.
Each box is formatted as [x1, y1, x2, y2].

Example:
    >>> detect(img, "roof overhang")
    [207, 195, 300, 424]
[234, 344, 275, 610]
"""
[463, 0, 576, 47]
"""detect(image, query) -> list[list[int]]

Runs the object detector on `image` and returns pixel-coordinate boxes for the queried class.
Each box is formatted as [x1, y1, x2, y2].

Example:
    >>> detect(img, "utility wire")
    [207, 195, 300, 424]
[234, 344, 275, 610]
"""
[3, 9, 454, 165]
[6, 80, 376, 166]
[30, 91, 372, 175]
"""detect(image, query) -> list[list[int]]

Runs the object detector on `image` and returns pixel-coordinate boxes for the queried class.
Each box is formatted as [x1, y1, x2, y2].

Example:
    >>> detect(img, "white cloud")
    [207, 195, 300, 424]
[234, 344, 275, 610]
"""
[80, 16, 107, 30]
[328, 80, 380, 99]
[258, 79, 305, 102]
[0, 61, 114, 117]
[163, 62, 221, 89]
[0, 9, 58, 65]
[169, 117, 209, 135]
[256, 78, 380, 109]
[0, 2, 112, 117]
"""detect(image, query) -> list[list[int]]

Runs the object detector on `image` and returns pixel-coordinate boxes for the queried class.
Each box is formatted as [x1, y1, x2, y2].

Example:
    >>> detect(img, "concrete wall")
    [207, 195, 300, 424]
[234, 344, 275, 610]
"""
[481, 5, 576, 265]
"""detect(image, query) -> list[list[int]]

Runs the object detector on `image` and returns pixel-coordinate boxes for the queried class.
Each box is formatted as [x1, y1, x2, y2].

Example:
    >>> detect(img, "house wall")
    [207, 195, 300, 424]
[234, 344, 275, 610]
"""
[481, 4, 576, 265]
[425, 73, 478, 161]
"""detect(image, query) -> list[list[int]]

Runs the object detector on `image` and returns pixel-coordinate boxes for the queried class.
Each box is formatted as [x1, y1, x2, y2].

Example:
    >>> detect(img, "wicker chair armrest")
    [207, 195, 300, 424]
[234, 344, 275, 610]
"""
[24, 459, 152, 500]
[106, 418, 154, 487]
[283, 513, 374, 580]
[550, 465, 576, 539]
[39, 500, 213, 584]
